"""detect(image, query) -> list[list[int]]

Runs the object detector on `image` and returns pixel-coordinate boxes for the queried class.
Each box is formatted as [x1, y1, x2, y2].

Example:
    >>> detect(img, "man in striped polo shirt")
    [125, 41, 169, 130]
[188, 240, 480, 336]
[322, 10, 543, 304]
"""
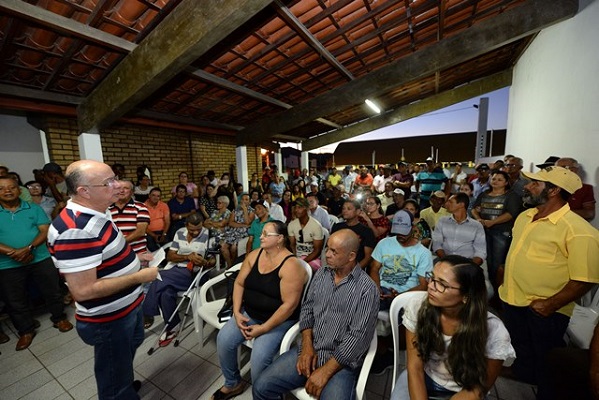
[48, 160, 157, 400]
[109, 180, 150, 254]
[253, 229, 379, 399]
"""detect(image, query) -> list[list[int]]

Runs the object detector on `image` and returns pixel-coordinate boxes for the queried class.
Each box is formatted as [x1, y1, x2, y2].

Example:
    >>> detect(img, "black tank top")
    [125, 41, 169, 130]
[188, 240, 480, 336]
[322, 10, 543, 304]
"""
[243, 249, 300, 322]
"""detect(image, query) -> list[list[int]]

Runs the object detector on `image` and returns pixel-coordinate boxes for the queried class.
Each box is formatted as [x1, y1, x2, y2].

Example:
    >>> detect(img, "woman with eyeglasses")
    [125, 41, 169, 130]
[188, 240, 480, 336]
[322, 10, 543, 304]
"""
[358, 195, 391, 243]
[26, 180, 58, 219]
[214, 221, 308, 400]
[391, 255, 515, 400]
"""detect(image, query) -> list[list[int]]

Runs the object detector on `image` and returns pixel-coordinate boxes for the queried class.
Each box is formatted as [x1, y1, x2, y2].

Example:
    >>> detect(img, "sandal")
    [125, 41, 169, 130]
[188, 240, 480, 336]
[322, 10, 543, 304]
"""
[210, 382, 247, 400]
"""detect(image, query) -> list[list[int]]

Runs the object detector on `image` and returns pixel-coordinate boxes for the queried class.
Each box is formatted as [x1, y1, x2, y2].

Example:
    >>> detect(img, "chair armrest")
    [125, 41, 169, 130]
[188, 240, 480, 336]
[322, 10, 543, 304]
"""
[279, 322, 301, 354]
[197, 262, 242, 305]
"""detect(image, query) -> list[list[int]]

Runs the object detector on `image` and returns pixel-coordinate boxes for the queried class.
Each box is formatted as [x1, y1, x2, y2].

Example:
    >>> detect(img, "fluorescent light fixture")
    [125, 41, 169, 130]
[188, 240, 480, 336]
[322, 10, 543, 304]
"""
[365, 99, 381, 114]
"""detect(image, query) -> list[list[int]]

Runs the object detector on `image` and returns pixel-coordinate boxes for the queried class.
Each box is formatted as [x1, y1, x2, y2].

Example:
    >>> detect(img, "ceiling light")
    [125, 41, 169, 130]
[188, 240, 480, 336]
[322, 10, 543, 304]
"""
[365, 99, 381, 114]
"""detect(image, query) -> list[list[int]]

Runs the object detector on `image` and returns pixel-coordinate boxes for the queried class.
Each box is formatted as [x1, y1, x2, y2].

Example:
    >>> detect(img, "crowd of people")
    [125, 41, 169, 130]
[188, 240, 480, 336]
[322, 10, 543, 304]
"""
[0, 154, 598, 400]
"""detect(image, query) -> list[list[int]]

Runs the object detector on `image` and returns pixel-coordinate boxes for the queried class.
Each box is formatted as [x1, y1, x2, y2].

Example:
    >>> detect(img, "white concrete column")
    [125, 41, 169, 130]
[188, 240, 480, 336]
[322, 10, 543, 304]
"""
[301, 151, 309, 171]
[78, 133, 104, 162]
[236, 145, 249, 193]
[274, 150, 283, 173]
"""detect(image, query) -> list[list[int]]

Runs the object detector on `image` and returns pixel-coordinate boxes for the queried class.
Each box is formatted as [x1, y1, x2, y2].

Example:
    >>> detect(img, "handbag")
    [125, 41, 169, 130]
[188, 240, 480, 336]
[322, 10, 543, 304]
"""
[217, 269, 239, 323]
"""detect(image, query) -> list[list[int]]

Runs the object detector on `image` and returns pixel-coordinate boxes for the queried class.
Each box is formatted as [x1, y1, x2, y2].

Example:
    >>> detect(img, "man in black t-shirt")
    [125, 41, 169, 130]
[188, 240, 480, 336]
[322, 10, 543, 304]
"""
[331, 199, 376, 269]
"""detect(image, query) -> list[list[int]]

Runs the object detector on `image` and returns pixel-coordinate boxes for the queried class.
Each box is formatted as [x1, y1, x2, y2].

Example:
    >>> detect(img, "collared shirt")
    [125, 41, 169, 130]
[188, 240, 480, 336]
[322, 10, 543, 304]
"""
[109, 198, 150, 254]
[248, 216, 275, 251]
[432, 215, 486, 260]
[48, 200, 142, 322]
[471, 178, 490, 200]
[0, 200, 51, 269]
[416, 171, 448, 200]
[299, 265, 379, 369]
[145, 200, 169, 232]
[165, 226, 211, 270]
[420, 206, 451, 230]
[499, 204, 599, 316]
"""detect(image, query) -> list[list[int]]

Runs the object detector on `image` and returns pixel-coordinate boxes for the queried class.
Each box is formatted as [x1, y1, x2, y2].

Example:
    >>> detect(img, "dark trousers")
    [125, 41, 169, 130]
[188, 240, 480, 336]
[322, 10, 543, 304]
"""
[502, 303, 569, 400]
[546, 346, 592, 400]
[0, 257, 66, 335]
[146, 230, 164, 252]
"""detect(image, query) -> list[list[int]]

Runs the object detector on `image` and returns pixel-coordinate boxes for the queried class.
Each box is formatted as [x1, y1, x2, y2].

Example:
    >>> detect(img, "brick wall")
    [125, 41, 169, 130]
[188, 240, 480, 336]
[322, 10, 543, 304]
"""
[43, 117, 260, 198]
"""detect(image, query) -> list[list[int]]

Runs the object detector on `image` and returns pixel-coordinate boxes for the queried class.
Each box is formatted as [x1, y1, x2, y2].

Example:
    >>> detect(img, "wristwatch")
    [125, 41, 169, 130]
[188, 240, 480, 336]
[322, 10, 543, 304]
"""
[28, 244, 35, 251]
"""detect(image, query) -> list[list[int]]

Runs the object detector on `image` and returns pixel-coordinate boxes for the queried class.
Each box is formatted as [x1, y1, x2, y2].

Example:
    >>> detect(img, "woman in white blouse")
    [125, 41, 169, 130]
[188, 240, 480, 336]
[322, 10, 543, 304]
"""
[392, 255, 515, 400]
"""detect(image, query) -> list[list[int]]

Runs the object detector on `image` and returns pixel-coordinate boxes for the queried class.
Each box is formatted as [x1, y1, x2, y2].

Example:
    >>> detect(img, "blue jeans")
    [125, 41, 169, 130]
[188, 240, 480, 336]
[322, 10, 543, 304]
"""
[77, 305, 144, 400]
[253, 348, 359, 400]
[485, 229, 511, 288]
[142, 267, 192, 330]
[217, 312, 295, 387]
[391, 369, 457, 400]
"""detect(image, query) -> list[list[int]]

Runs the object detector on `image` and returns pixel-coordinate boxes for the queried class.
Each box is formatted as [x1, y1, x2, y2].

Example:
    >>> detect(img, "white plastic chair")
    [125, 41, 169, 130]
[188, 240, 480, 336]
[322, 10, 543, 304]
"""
[319, 227, 330, 268]
[279, 323, 377, 400]
[328, 214, 339, 229]
[194, 258, 313, 349]
[565, 286, 599, 349]
[389, 291, 428, 392]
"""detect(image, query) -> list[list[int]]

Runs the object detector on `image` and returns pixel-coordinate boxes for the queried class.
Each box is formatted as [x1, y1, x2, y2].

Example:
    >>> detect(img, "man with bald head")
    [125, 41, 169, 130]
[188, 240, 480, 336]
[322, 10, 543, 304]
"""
[253, 229, 379, 399]
[47, 160, 158, 399]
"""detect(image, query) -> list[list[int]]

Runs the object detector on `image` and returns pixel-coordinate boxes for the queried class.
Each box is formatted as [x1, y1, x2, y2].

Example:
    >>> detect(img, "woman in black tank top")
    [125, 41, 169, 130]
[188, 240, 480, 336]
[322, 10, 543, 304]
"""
[213, 221, 308, 400]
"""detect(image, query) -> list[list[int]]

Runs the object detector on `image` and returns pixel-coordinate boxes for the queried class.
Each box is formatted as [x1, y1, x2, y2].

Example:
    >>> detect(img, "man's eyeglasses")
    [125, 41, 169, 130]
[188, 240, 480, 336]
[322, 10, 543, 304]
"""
[82, 177, 118, 188]
[504, 164, 519, 168]
[425, 272, 461, 293]
[27, 184, 42, 189]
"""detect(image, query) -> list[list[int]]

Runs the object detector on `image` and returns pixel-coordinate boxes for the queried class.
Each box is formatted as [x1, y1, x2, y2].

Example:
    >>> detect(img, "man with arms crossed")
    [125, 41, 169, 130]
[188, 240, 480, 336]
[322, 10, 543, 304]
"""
[48, 160, 158, 399]
[253, 229, 379, 399]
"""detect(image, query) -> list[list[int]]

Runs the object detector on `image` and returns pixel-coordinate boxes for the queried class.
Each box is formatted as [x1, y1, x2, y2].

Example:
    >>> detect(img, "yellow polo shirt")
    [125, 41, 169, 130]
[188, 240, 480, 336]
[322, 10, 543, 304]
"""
[499, 204, 599, 316]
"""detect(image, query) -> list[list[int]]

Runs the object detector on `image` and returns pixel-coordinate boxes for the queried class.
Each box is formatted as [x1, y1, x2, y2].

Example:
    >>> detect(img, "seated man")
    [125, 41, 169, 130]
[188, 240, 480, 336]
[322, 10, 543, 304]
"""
[306, 192, 331, 231]
[288, 197, 324, 270]
[253, 229, 379, 399]
[331, 199, 376, 269]
[420, 190, 450, 230]
[432, 193, 486, 266]
[370, 210, 433, 310]
[144, 187, 171, 252]
[142, 214, 216, 346]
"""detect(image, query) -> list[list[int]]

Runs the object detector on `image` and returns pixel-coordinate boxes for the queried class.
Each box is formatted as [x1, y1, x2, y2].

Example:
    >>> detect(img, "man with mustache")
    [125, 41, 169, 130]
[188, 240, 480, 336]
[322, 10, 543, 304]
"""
[499, 166, 599, 400]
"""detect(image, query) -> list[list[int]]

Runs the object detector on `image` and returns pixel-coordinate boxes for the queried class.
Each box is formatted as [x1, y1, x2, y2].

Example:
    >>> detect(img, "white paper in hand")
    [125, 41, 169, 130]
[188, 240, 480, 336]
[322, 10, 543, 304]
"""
[149, 247, 165, 268]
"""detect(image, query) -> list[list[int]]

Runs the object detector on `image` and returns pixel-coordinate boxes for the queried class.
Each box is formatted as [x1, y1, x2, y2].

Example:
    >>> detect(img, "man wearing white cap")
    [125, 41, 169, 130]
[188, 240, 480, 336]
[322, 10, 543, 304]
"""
[419, 190, 450, 230]
[499, 166, 599, 399]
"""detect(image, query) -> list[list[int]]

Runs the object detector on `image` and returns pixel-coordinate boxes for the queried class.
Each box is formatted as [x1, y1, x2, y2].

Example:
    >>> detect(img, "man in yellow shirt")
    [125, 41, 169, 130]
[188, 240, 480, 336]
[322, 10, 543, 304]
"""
[499, 166, 599, 399]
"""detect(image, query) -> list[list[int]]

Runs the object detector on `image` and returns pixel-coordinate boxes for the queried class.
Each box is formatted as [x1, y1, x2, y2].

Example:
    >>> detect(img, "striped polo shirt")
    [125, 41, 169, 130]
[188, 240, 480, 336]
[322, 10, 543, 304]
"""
[108, 198, 150, 253]
[48, 200, 143, 323]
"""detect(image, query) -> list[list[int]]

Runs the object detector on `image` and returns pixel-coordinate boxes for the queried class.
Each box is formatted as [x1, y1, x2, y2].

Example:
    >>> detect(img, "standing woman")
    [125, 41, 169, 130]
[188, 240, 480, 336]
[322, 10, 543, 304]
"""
[213, 221, 308, 399]
[199, 184, 218, 220]
[471, 171, 521, 291]
[391, 256, 515, 400]
[359, 195, 391, 243]
[222, 193, 254, 268]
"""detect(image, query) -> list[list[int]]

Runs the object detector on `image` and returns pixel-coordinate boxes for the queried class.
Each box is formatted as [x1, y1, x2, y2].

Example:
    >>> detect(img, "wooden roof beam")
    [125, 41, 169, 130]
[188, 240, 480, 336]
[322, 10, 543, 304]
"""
[236, 0, 578, 145]
[77, 0, 273, 134]
[302, 69, 512, 151]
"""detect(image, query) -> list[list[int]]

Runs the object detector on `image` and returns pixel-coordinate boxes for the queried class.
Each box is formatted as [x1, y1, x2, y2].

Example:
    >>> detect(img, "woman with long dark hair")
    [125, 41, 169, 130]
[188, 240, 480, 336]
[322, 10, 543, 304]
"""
[391, 255, 515, 399]
[359, 195, 391, 243]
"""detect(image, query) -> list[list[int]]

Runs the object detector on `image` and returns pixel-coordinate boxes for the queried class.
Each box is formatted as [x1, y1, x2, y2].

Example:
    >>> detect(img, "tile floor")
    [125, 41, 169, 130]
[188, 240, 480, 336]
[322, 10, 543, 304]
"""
[0, 305, 537, 400]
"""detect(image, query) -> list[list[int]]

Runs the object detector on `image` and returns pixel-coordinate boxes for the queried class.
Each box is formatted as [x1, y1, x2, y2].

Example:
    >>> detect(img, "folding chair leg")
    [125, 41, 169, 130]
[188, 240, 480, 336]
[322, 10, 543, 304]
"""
[174, 293, 195, 347]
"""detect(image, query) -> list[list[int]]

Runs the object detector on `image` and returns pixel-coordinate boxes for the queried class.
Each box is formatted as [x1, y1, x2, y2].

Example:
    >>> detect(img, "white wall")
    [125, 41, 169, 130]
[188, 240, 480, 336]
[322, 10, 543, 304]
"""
[0, 113, 46, 183]
[506, 0, 599, 224]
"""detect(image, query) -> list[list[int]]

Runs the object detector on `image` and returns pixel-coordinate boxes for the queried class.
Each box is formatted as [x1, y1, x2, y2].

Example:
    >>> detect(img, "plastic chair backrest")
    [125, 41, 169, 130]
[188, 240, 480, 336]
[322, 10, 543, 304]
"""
[389, 291, 428, 392]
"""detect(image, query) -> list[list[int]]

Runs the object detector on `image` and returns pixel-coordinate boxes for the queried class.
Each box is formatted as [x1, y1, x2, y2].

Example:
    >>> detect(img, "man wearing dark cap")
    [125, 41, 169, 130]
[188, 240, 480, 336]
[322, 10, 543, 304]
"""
[499, 166, 599, 398]
[288, 197, 324, 270]
[536, 156, 561, 170]
[471, 163, 491, 199]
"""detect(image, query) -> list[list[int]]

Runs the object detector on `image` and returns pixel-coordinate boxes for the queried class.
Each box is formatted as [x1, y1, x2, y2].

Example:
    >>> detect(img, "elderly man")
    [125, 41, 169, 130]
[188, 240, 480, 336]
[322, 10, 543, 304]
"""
[502, 156, 530, 198]
[499, 166, 599, 399]
[288, 197, 324, 271]
[253, 229, 379, 399]
[142, 214, 215, 345]
[370, 210, 433, 310]
[555, 157, 596, 221]
[0, 177, 72, 351]
[109, 180, 150, 254]
[144, 187, 171, 252]
[47, 160, 158, 399]
[306, 192, 331, 231]
[432, 193, 486, 265]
